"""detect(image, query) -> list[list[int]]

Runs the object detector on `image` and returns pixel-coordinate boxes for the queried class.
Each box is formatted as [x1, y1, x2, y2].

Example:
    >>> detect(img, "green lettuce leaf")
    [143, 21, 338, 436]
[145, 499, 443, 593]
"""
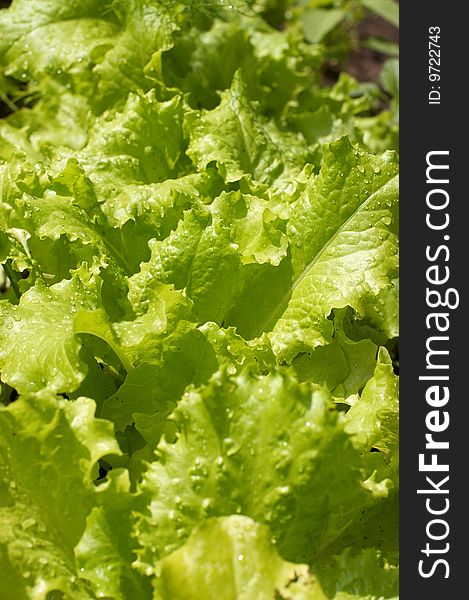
[316, 547, 398, 600]
[269, 137, 398, 361]
[135, 368, 392, 568]
[292, 308, 378, 398]
[0, 265, 101, 394]
[345, 347, 399, 464]
[153, 515, 328, 600]
[0, 391, 119, 599]
[187, 72, 311, 185]
[75, 470, 152, 600]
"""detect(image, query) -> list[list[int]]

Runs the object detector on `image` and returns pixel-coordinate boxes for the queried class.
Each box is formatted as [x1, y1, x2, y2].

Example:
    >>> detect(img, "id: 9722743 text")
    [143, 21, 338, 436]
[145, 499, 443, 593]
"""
[428, 26, 441, 105]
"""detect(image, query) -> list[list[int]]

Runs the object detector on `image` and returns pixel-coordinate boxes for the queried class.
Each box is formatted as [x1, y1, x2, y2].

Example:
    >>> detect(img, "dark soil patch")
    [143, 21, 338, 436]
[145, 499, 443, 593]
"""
[323, 14, 398, 86]
[346, 15, 398, 83]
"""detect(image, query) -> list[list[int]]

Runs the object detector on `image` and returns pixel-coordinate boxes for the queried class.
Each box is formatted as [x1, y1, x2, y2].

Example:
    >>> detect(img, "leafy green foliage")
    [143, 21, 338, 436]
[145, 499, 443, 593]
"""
[0, 0, 398, 598]
[152, 516, 328, 600]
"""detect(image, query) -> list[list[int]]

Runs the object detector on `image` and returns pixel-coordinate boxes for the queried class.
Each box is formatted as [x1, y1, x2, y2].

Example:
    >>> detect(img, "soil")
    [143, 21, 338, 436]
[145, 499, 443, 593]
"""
[346, 15, 398, 83]
[323, 14, 398, 86]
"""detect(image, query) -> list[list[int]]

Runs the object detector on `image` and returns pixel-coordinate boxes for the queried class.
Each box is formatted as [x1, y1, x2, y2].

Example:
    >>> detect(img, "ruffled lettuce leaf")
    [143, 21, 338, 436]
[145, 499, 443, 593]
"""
[152, 515, 328, 600]
[75, 470, 152, 600]
[0, 391, 120, 599]
[0, 266, 101, 394]
[268, 138, 398, 361]
[134, 369, 394, 568]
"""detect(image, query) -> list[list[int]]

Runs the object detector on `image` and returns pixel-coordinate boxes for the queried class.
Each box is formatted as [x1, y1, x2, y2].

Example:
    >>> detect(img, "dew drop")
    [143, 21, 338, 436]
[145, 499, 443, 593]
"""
[21, 518, 36, 530]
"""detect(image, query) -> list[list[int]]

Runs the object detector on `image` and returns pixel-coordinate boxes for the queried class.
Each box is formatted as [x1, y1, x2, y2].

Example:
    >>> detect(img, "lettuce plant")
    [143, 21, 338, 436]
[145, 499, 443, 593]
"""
[0, 1, 398, 598]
